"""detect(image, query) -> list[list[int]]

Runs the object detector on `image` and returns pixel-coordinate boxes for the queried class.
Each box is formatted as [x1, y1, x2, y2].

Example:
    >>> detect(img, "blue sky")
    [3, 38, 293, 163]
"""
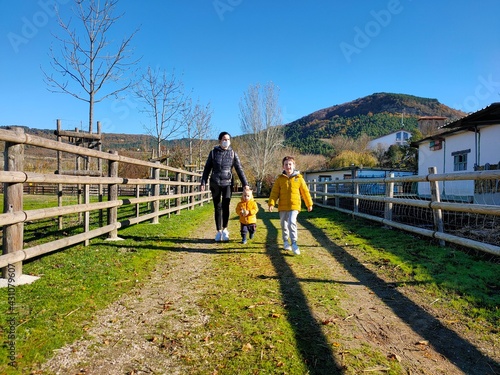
[2, 0, 500, 138]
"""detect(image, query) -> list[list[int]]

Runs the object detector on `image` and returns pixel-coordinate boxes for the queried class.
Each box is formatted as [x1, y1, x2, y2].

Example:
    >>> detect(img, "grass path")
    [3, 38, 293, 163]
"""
[4, 199, 498, 374]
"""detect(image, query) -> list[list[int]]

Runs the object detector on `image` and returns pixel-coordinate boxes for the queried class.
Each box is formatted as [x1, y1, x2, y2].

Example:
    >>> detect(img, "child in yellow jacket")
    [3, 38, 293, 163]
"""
[268, 156, 313, 255]
[235, 187, 258, 244]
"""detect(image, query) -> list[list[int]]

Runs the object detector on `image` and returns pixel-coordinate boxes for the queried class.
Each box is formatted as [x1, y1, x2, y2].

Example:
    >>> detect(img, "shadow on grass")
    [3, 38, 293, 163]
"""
[260, 211, 344, 374]
[93, 235, 257, 255]
[299, 212, 500, 375]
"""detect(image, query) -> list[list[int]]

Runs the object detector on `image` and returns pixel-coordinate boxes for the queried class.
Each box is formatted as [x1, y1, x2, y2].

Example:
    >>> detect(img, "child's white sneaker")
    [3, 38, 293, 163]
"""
[283, 240, 292, 251]
[215, 231, 222, 242]
[291, 242, 300, 255]
[222, 228, 230, 241]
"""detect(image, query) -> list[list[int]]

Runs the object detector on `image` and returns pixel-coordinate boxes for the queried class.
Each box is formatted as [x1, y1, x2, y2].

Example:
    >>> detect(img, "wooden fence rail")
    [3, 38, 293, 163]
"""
[0, 127, 210, 282]
[308, 167, 500, 256]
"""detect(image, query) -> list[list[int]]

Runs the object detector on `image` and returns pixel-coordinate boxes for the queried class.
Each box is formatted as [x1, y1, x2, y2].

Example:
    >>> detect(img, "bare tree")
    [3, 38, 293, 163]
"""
[134, 67, 190, 158]
[43, 0, 139, 133]
[185, 100, 214, 170]
[239, 82, 284, 195]
[322, 133, 372, 156]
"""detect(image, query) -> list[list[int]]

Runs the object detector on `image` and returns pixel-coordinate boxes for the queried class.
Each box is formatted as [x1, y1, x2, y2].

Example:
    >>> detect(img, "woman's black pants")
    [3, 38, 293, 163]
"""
[210, 184, 232, 231]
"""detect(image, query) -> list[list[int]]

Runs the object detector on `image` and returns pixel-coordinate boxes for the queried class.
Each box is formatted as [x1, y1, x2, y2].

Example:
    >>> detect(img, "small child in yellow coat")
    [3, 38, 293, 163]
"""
[268, 156, 313, 255]
[235, 187, 258, 244]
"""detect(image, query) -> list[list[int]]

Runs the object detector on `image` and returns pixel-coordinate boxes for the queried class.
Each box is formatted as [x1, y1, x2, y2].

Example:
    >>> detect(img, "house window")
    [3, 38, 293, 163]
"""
[452, 149, 470, 171]
[429, 139, 442, 151]
[395, 131, 410, 145]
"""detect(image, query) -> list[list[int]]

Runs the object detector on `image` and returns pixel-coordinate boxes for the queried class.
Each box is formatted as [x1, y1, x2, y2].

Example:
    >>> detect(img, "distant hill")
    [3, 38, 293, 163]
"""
[284, 92, 467, 154]
[0, 126, 166, 154]
[2, 92, 467, 158]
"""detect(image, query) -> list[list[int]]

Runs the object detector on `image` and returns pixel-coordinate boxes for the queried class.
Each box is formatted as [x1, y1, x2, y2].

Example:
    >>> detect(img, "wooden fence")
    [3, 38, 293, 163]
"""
[308, 167, 500, 256]
[0, 127, 210, 282]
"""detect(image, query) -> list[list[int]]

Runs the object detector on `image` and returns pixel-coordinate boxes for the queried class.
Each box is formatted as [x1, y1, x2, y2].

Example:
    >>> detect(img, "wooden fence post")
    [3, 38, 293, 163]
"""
[353, 170, 359, 214]
[135, 184, 140, 218]
[322, 181, 328, 205]
[97, 121, 104, 227]
[176, 172, 182, 214]
[2, 127, 24, 282]
[197, 175, 203, 207]
[428, 167, 445, 246]
[151, 161, 160, 224]
[107, 151, 121, 240]
[189, 176, 194, 210]
[334, 180, 339, 208]
[56, 119, 63, 230]
[84, 183, 90, 246]
[384, 173, 394, 226]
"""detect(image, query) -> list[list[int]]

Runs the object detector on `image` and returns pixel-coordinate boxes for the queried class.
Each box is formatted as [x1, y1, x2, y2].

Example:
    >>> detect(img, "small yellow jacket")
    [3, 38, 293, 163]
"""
[235, 198, 258, 225]
[268, 171, 313, 211]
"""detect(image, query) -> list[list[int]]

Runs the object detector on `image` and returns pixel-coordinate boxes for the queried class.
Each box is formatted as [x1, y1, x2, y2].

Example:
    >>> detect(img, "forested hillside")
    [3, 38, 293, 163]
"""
[284, 92, 466, 154]
[2, 92, 467, 161]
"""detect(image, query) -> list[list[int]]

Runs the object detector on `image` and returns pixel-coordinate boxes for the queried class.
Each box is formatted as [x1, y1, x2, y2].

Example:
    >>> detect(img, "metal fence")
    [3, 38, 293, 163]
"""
[308, 167, 500, 256]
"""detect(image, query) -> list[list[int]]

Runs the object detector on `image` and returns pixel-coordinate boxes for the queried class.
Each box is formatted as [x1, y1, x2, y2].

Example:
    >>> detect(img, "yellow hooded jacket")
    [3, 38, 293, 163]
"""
[235, 198, 258, 225]
[268, 171, 313, 211]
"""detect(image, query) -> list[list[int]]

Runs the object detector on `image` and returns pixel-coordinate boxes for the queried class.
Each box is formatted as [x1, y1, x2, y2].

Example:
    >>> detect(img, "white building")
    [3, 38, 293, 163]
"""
[368, 129, 413, 150]
[412, 103, 500, 202]
[303, 167, 415, 195]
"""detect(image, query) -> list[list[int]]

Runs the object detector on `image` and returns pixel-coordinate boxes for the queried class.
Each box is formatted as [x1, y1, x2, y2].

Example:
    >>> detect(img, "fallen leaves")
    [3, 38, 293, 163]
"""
[387, 353, 401, 362]
[415, 340, 430, 351]
[242, 343, 253, 351]
[322, 317, 338, 325]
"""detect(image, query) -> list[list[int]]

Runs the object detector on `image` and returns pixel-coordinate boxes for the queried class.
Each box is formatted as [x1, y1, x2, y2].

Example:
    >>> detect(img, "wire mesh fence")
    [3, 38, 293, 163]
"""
[308, 169, 500, 256]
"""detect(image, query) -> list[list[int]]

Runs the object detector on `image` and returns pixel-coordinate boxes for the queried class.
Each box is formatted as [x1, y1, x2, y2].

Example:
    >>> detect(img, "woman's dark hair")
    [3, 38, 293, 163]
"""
[218, 131, 230, 140]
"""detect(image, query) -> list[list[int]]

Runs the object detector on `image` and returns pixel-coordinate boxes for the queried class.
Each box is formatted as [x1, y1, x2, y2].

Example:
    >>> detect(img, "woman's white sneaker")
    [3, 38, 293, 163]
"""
[222, 228, 230, 241]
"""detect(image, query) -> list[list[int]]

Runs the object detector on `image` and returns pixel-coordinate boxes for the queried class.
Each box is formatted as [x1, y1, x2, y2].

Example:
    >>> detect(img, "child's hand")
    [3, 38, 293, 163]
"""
[268, 206, 274, 212]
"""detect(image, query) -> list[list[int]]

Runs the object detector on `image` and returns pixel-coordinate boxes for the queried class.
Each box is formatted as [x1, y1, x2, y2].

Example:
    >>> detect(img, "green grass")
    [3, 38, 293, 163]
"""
[0, 198, 498, 374]
[304, 210, 500, 329]
[12, 194, 167, 248]
[0, 202, 214, 375]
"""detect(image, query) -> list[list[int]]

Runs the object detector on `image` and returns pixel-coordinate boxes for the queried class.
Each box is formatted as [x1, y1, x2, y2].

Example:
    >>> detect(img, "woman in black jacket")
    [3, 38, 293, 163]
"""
[201, 132, 249, 242]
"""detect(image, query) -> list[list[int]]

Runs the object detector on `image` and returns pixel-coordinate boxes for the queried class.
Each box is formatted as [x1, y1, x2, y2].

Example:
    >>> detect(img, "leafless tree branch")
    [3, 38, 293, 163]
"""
[134, 67, 191, 158]
[42, 0, 140, 132]
[239, 82, 285, 194]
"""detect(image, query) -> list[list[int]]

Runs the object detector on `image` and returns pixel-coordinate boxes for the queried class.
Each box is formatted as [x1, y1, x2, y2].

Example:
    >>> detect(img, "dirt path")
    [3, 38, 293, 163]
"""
[41, 214, 499, 374]
[304, 224, 499, 375]
[41, 237, 214, 375]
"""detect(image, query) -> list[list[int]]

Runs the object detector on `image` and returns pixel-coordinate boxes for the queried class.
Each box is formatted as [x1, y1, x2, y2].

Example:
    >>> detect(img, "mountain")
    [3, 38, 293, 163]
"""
[291, 92, 465, 124]
[2, 92, 467, 159]
[284, 92, 467, 154]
